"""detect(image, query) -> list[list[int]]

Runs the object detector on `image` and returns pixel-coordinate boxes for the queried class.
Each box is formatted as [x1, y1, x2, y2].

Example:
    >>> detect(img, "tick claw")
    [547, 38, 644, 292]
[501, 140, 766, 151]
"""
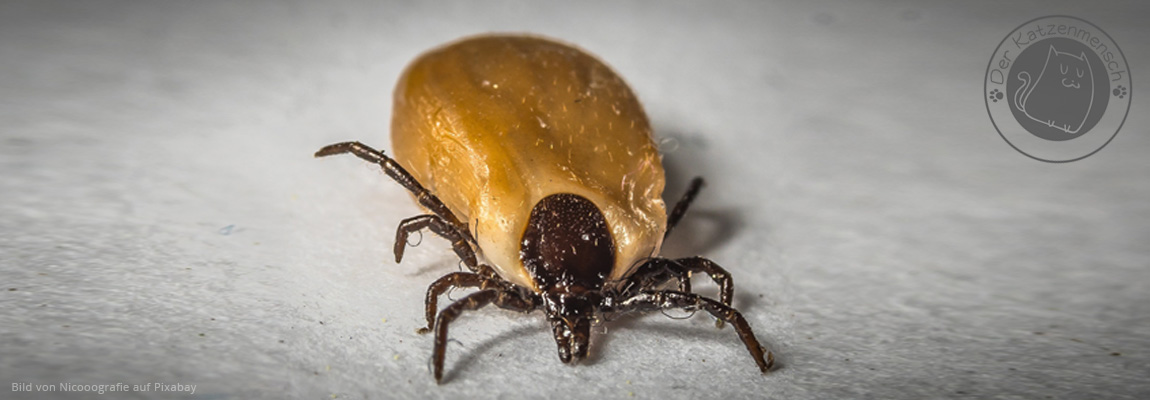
[393, 238, 407, 264]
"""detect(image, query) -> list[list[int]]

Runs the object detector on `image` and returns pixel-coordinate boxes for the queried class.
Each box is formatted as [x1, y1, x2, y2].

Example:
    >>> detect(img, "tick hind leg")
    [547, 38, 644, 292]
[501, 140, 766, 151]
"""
[664, 177, 705, 240]
[432, 289, 538, 383]
[617, 290, 773, 373]
[315, 141, 475, 244]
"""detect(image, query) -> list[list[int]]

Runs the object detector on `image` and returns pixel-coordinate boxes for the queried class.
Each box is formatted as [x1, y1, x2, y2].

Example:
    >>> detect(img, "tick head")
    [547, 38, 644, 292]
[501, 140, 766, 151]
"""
[521, 193, 616, 363]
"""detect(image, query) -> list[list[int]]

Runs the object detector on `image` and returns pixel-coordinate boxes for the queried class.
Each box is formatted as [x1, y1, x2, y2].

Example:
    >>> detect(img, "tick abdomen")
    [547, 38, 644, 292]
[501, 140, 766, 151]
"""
[390, 35, 667, 290]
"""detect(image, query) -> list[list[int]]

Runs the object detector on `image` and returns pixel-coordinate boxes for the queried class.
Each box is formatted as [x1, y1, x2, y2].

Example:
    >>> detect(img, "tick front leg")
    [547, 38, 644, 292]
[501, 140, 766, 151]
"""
[618, 290, 774, 373]
[619, 258, 692, 296]
[417, 272, 506, 334]
[394, 214, 491, 276]
[674, 256, 734, 328]
[620, 256, 735, 328]
[432, 289, 537, 383]
[314, 141, 475, 244]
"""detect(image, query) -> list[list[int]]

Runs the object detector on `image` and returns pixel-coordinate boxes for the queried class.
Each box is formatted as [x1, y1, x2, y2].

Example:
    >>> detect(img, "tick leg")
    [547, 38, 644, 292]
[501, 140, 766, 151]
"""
[619, 258, 692, 296]
[315, 141, 475, 244]
[620, 256, 735, 328]
[616, 290, 773, 373]
[432, 289, 537, 383]
[674, 256, 734, 328]
[395, 214, 491, 277]
[417, 272, 505, 334]
[664, 177, 704, 240]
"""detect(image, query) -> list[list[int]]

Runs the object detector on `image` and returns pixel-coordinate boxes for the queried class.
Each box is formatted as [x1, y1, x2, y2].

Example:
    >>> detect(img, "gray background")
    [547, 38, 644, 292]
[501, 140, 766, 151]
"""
[2, 0, 1148, 399]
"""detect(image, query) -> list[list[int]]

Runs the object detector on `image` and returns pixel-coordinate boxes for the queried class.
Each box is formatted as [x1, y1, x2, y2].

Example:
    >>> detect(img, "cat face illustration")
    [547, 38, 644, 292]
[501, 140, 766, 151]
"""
[1060, 63, 1084, 88]
[1013, 45, 1095, 137]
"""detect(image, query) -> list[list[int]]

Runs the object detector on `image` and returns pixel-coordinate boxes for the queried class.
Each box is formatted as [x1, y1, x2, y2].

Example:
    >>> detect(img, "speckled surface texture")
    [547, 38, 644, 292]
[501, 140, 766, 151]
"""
[2, 1, 1149, 399]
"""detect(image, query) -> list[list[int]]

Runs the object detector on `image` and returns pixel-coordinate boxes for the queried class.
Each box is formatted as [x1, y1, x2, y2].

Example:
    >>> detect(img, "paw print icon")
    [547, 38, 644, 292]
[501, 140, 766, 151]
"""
[1113, 85, 1128, 99]
[988, 89, 1004, 102]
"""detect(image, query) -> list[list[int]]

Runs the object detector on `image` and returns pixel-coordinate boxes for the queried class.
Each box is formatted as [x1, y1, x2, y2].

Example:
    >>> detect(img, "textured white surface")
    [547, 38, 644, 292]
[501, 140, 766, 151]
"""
[2, 1, 1149, 399]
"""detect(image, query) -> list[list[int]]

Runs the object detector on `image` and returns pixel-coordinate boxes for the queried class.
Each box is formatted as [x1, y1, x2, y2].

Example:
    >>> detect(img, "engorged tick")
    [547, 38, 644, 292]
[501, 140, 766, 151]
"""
[315, 34, 775, 383]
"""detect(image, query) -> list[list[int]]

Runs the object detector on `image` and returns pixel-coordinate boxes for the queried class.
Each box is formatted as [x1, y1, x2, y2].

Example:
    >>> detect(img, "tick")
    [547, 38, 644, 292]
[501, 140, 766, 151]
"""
[315, 34, 774, 382]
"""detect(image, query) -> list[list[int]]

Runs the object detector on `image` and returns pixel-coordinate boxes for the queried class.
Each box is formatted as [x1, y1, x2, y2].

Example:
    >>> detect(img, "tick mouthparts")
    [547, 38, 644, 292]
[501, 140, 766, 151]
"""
[570, 320, 591, 361]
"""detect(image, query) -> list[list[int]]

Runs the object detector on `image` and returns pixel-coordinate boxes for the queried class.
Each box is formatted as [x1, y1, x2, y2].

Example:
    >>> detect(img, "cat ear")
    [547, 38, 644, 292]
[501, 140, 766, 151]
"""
[1049, 45, 1058, 56]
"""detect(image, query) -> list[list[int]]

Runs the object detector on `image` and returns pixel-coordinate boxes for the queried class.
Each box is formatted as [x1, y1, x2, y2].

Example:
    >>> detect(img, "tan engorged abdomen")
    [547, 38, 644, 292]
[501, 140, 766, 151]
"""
[390, 35, 666, 290]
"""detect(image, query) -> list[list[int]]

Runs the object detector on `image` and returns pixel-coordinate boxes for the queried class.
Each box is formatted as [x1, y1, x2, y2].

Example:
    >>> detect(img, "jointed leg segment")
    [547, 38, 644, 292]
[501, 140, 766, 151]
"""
[674, 256, 734, 327]
[432, 289, 538, 383]
[395, 214, 494, 277]
[622, 256, 736, 328]
[417, 271, 508, 334]
[315, 141, 475, 244]
[617, 290, 773, 373]
[317, 141, 493, 277]
[665, 177, 705, 240]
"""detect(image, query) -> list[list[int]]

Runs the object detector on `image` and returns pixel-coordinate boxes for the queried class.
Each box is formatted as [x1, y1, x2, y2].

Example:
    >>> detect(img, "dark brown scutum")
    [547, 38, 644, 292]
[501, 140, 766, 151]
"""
[519, 193, 615, 291]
